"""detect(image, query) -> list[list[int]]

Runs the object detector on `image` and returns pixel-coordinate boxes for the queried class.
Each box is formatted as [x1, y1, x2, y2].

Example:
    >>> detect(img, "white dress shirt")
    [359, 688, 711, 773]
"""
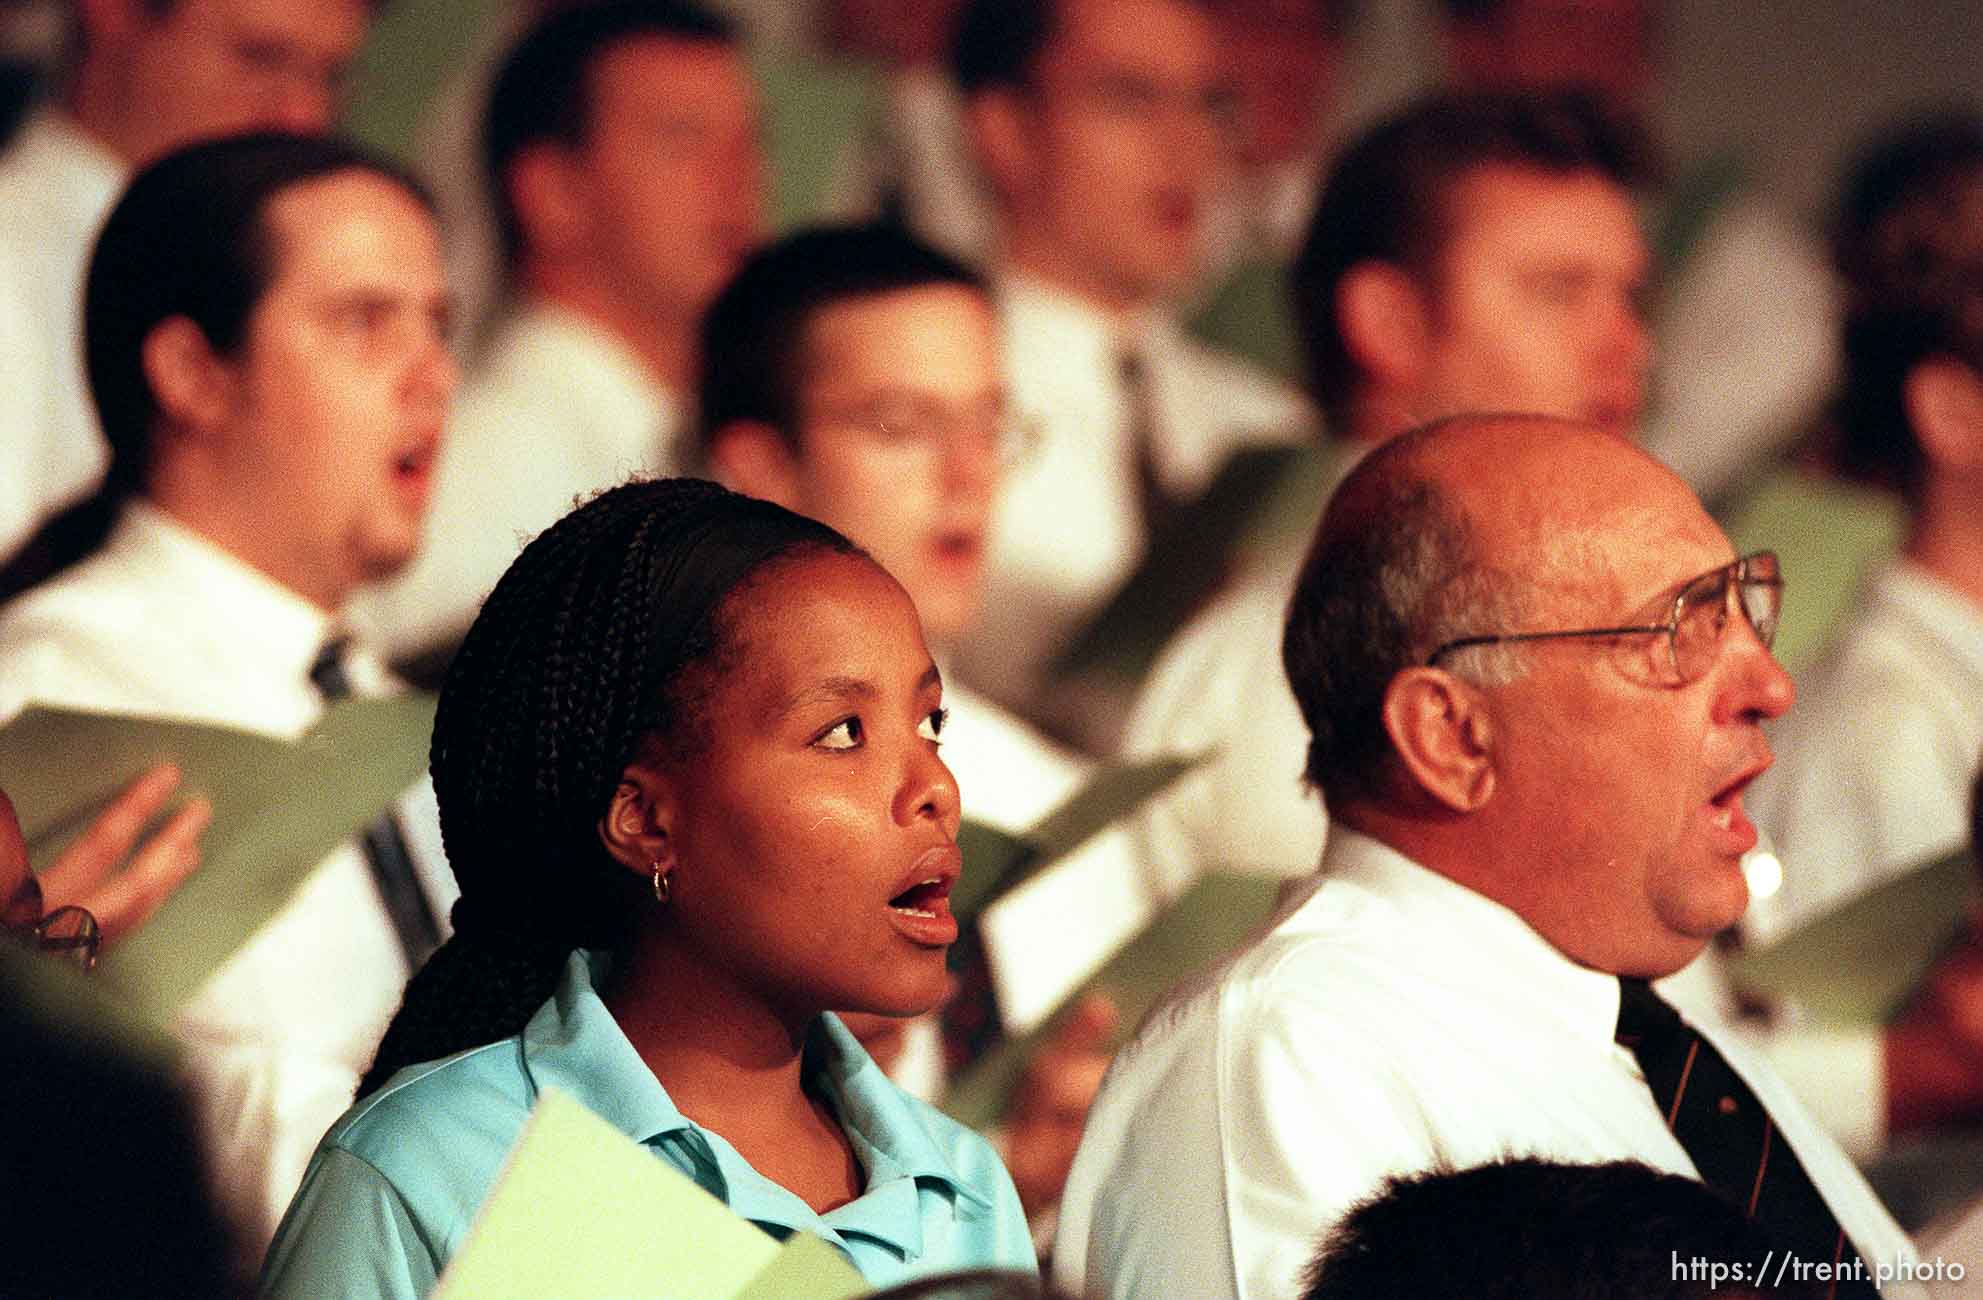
[1053, 828, 1920, 1300]
[1115, 437, 1365, 901]
[949, 273, 1313, 732]
[945, 683, 1152, 1037]
[0, 502, 457, 1257]
[348, 301, 681, 659]
[1642, 188, 1841, 507]
[0, 111, 126, 563]
[1749, 562, 1983, 943]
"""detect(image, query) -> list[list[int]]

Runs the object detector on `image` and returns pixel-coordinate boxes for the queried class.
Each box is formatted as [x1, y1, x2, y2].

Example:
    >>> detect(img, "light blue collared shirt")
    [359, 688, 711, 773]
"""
[259, 951, 1035, 1298]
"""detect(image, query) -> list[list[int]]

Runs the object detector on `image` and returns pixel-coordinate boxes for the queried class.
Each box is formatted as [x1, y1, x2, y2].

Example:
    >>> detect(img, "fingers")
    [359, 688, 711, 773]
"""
[41, 763, 186, 901]
[69, 795, 212, 948]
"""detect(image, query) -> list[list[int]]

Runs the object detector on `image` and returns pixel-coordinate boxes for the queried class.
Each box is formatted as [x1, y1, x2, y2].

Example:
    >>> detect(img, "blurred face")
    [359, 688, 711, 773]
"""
[826, 0, 966, 66]
[564, 36, 765, 327]
[1446, 0, 1658, 111]
[1454, 432, 1793, 976]
[789, 285, 1004, 643]
[993, 0, 1232, 309]
[196, 170, 454, 608]
[658, 552, 963, 1022]
[109, 0, 369, 165]
[1413, 163, 1651, 436]
[1220, 0, 1342, 168]
[0, 792, 35, 932]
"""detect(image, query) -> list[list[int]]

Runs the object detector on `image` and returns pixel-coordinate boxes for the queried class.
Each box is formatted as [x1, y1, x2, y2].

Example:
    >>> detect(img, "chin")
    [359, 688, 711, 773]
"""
[359, 535, 424, 585]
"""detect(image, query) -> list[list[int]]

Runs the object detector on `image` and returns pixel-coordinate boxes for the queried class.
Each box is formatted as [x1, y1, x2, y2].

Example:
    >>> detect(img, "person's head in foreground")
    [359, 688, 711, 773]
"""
[700, 223, 1007, 646]
[261, 481, 1039, 1292]
[1302, 1157, 1823, 1299]
[369, 477, 965, 1082]
[258, 479, 1034, 1293]
[1284, 413, 1792, 979]
[86, 131, 454, 612]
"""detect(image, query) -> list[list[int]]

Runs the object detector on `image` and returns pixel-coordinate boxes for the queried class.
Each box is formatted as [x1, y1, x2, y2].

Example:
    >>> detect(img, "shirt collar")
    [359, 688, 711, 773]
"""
[519, 950, 695, 1146]
[495, 299, 679, 438]
[10, 110, 127, 226]
[995, 269, 1170, 363]
[114, 501, 336, 693]
[519, 953, 988, 1261]
[1316, 827, 1627, 1049]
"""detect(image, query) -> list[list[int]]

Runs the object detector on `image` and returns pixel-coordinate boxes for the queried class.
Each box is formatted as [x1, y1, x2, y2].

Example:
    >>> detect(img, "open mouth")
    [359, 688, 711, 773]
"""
[886, 845, 961, 946]
[391, 439, 440, 502]
[889, 875, 953, 920]
[1705, 762, 1767, 851]
[930, 531, 982, 567]
[393, 444, 434, 480]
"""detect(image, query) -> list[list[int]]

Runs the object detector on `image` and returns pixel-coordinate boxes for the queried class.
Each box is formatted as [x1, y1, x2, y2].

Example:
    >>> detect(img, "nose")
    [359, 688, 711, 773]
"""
[723, 129, 769, 226]
[264, 78, 338, 134]
[403, 324, 459, 410]
[943, 424, 1001, 498]
[1717, 618, 1794, 724]
[1609, 286, 1653, 375]
[895, 739, 962, 837]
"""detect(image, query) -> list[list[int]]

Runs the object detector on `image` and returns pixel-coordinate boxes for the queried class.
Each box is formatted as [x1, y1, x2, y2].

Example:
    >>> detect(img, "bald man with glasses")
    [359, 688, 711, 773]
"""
[1054, 414, 1922, 1300]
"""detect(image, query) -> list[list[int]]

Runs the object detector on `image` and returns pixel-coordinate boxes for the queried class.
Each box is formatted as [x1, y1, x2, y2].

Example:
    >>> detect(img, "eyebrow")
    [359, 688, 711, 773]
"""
[767, 663, 942, 725]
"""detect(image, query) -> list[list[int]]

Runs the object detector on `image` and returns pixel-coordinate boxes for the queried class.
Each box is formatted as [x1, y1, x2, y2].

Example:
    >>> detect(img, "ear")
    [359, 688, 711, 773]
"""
[1380, 667, 1496, 813]
[962, 88, 1033, 208]
[597, 754, 680, 881]
[142, 316, 235, 437]
[1903, 357, 1983, 476]
[505, 142, 591, 263]
[706, 419, 804, 508]
[1337, 261, 1430, 396]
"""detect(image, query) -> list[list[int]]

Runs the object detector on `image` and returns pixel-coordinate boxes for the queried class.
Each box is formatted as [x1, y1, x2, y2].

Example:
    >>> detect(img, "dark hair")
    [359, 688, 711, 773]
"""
[1303, 1157, 1822, 1299]
[949, 0, 1225, 97]
[360, 478, 861, 1095]
[949, 0, 1056, 97]
[0, 947, 233, 1299]
[1971, 754, 1983, 861]
[484, 0, 734, 270]
[83, 131, 432, 499]
[1283, 436, 1481, 803]
[1832, 112, 1983, 499]
[1293, 89, 1657, 426]
[696, 222, 988, 449]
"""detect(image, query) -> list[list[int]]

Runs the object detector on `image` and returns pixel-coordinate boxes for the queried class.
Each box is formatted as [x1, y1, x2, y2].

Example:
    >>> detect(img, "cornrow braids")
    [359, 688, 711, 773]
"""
[360, 477, 859, 1096]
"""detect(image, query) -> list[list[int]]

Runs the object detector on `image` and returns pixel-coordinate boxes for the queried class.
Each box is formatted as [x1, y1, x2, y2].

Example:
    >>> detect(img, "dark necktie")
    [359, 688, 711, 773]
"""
[1116, 347, 1177, 544]
[310, 639, 442, 971]
[1615, 977, 1878, 1299]
[938, 916, 1004, 1075]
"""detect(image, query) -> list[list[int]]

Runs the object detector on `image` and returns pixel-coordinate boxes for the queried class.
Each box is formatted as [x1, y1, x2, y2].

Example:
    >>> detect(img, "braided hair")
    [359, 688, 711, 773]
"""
[360, 478, 858, 1095]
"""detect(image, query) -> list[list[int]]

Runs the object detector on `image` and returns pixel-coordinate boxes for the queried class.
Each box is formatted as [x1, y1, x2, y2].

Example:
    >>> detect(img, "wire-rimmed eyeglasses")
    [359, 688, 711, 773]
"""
[4, 873, 102, 973]
[1426, 551, 1784, 686]
[820, 392, 1042, 469]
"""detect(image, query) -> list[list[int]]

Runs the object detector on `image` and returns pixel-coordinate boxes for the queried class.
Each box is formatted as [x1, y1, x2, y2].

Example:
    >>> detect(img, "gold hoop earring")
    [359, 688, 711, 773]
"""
[651, 863, 671, 906]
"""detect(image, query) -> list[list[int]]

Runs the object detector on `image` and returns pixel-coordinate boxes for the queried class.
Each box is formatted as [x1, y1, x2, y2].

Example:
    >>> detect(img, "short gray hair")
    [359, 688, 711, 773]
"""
[1282, 455, 1531, 805]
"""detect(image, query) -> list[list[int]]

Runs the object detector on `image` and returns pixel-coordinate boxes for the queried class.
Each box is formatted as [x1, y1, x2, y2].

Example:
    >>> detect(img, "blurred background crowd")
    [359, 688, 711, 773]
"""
[0, 0, 1981, 1295]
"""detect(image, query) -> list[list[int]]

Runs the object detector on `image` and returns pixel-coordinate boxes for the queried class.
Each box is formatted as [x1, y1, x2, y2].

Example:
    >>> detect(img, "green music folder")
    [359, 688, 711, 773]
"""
[433, 1088, 868, 1300]
[1726, 847, 1976, 1026]
[943, 871, 1284, 1131]
[1, 696, 435, 1023]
